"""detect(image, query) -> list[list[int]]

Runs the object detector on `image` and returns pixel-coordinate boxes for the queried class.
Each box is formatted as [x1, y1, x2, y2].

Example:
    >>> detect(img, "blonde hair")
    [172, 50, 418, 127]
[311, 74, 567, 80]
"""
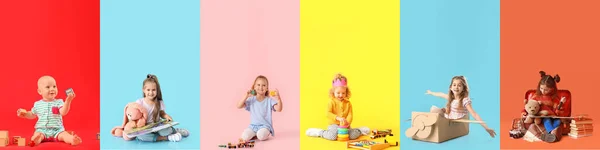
[445, 76, 469, 115]
[250, 75, 270, 96]
[329, 73, 351, 100]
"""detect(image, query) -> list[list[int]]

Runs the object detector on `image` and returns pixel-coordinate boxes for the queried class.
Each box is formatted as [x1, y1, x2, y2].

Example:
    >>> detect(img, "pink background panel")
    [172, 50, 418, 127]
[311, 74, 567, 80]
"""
[200, 0, 299, 149]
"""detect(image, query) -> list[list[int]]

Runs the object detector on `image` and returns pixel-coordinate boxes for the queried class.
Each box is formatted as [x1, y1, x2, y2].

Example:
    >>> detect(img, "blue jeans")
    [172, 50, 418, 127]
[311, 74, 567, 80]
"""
[543, 118, 561, 133]
[136, 127, 175, 142]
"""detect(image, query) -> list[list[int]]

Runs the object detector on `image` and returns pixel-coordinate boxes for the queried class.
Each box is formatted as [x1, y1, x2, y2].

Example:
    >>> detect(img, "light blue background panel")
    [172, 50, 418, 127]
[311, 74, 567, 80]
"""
[100, 0, 200, 149]
[400, 0, 500, 149]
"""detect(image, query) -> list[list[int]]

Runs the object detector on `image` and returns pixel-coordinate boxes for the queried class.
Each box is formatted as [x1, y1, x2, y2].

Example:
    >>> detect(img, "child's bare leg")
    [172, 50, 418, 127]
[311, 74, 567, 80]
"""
[31, 132, 45, 145]
[157, 136, 168, 141]
[430, 106, 445, 114]
[57, 131, 82, 145]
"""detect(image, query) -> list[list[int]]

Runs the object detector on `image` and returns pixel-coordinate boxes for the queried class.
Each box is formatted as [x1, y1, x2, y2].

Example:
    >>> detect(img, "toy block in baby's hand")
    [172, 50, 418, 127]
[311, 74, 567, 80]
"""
[66, 88, 74, 95]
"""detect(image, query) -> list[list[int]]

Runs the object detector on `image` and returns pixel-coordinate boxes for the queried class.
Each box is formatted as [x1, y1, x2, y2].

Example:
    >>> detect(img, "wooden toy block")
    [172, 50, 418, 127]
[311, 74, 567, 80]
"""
[270, 91, 276, 96]
[346, 139, 390, 150]
[66, 88, 74, 95]
[12, 136, 20, 145]
[16, 137, 26, 146]
[0, 131, 8, 147]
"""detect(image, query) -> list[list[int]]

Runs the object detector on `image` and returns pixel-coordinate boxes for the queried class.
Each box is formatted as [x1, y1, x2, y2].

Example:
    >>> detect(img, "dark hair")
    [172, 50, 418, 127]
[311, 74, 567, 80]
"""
[535, 71, 560, 99]
[250, 75, 269, 96]
[446, 76, 469, 115]
[143, 74, 163, 122]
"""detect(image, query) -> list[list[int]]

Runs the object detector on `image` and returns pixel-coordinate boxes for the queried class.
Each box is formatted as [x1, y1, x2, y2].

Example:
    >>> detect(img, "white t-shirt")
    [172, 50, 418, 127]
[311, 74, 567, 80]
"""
[136, 98, 165, 123]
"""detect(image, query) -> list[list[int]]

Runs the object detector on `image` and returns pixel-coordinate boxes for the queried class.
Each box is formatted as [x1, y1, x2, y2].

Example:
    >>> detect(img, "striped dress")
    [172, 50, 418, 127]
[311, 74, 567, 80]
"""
[444, 98, 472, 119]
[31, 99, 65, 129]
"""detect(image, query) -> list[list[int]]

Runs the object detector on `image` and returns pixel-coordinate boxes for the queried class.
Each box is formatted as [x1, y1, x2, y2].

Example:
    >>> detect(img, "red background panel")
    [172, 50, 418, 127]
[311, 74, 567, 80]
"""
[0, 0, 99, 149]
[500, 0, 600, 149]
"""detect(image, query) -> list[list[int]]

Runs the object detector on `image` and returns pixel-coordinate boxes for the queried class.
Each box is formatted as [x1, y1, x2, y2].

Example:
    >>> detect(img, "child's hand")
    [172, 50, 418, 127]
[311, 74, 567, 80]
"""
[164, 115, 173, 122]
[485, 128, 497, 138]
[273, 89, 281, 100]
[425, 90, 433, 95]
[336, 116, 346, 124]
[247, 90, 254, 97]
[17, 108, 27, 117]
[66, 91, 76, 101]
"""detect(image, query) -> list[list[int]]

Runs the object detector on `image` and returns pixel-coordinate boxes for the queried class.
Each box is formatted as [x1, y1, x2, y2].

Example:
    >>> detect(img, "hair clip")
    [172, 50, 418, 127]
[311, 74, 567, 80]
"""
[147, 74, 155, 79]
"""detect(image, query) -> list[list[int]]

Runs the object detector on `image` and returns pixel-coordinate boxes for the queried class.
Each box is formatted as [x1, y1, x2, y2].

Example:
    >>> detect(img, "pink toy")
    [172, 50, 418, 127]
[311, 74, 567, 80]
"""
[111, 102, 148, 140]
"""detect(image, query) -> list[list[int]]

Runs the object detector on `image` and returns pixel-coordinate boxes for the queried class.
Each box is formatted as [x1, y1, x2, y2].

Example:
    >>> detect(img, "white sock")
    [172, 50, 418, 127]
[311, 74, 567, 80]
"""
[306, 128, 324, 137]
[176, 128, 190, 137]
[357, 127, 370, 135]
[168, 133, 182, 142]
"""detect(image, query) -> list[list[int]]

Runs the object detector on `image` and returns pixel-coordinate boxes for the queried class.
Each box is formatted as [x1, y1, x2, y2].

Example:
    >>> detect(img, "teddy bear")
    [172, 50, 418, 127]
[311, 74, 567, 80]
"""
[523, 100, 547, 124]
[111, 102, 148, 140]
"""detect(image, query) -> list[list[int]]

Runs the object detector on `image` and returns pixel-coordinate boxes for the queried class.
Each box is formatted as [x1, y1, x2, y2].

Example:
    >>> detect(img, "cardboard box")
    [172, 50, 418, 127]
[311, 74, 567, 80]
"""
[406, 112, 469, 143]
[0, 131, 8, 147]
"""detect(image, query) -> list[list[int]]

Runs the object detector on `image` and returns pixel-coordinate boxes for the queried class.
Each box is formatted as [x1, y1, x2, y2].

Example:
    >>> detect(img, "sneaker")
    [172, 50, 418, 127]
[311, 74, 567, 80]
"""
[305, 128, 324, 137]
[176, 128, 190, 137]
[168, 133, 183, 142]
[540, 133, 557, 143]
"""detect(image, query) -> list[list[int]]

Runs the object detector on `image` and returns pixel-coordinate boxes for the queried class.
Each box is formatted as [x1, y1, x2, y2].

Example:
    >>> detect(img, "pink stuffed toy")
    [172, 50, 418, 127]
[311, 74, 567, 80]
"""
[111, 102, 148, 140]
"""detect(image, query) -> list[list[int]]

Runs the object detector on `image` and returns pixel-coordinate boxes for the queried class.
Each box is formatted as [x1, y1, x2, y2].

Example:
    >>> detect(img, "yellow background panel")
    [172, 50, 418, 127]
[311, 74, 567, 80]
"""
[300, 0, 400, 149]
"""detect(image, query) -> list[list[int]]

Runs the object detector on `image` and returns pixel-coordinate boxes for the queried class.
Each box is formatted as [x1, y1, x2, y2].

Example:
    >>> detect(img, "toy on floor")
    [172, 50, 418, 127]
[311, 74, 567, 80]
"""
[219, 138, 255, 149]
[337, 122, 350, 141]
[346, 139, 390, 150]
[384, 134, 399, 147]
[370, 129, 393, 139]
[125, 120, 179, 138]
[0, 131, 8, 147]
[12, 136, 26, 146]
[509, 118, 526, 139]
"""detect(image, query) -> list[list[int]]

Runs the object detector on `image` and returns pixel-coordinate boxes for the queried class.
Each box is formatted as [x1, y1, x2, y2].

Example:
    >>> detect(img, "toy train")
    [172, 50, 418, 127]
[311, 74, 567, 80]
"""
[370, 129, 393, 139]
[219, 139, 255, 149]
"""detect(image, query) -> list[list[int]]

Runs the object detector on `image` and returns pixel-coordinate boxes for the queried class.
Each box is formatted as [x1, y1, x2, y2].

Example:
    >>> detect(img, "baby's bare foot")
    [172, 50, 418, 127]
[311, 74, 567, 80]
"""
[67, 134, 82, 146]
[31, 132, 44, 146]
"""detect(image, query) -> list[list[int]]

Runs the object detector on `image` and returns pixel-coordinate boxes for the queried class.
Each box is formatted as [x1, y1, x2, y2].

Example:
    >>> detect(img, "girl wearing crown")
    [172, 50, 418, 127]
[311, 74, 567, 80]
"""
[305, 73, 370, 141]
[237, 75, 283, 141]
[426, 76, 496, 138]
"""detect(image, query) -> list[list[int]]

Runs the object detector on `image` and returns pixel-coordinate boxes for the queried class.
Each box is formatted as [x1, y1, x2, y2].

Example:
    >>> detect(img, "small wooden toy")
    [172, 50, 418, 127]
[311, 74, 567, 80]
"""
[346, 139, 390, 150]
[370, 129, 393, 139]
[250, 90, 256, 96]
[220, 139, 255, 149]
[12, 136, 19, 145]
[0, 131, 8, 147]
[66, 88, 74, 95]
[270, 91, 276, 96]
[15, 137, 26, 146]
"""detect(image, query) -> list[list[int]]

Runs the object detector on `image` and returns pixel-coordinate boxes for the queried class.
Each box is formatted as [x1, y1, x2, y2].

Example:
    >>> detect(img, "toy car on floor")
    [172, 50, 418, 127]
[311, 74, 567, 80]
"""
[370, 129, 393, 139]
